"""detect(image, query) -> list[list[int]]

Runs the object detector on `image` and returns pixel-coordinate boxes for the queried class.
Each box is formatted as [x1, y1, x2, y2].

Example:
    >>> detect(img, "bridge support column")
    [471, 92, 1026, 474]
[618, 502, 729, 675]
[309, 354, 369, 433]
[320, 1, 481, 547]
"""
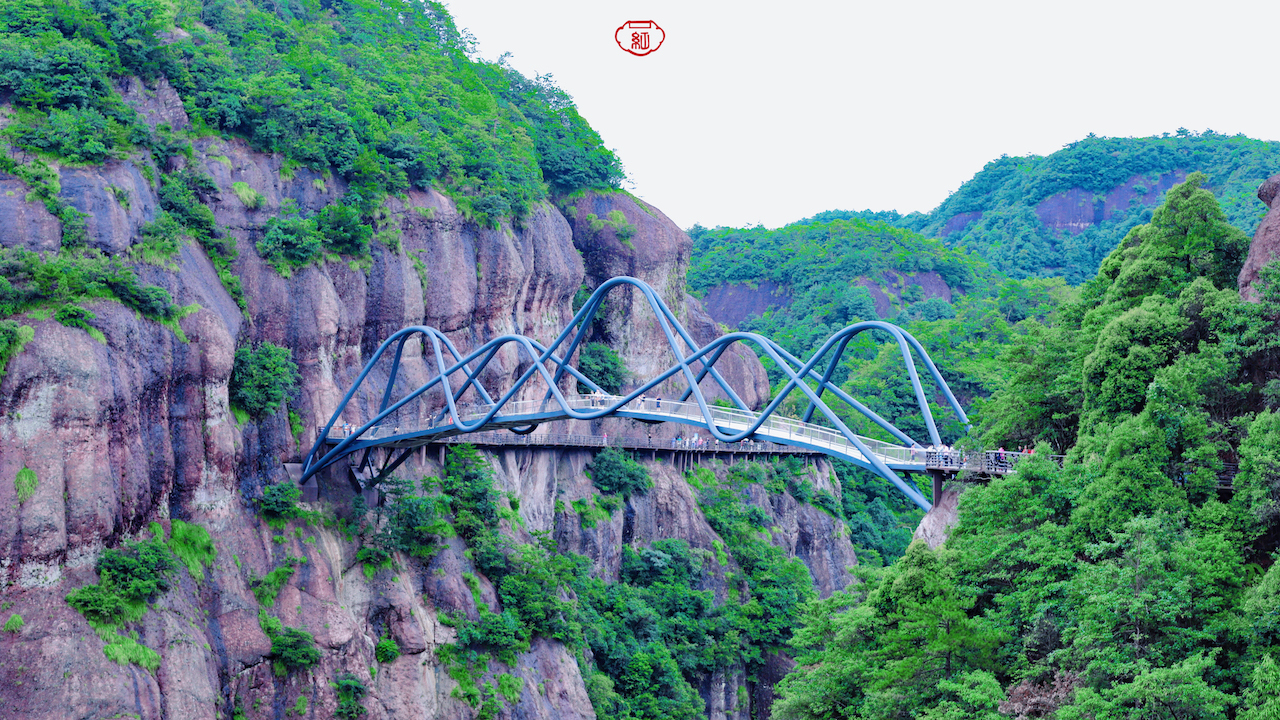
[929, 469, 946, 507]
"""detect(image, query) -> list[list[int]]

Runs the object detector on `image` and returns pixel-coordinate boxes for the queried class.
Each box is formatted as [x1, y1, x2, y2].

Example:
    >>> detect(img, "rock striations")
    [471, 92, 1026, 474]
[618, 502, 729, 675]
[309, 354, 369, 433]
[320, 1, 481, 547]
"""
[0, 127, 856, 718]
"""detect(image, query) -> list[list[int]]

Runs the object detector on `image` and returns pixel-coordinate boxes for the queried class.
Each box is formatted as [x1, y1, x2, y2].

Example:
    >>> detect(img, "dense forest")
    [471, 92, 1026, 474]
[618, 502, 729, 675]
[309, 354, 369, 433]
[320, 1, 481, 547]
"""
[770, 174, 1280, 718]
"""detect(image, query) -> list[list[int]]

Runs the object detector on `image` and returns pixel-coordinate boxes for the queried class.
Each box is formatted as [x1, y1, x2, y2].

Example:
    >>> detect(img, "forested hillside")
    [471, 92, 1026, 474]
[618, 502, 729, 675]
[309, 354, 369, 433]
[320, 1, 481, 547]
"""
[895, 131, 1280, 282]
[771, 174, 1280, 718]
[0, 0, 621, 231]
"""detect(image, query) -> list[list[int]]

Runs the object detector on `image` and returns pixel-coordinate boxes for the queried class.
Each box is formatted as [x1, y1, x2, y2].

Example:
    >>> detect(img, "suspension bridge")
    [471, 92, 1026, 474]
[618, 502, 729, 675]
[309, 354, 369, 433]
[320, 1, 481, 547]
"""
[302, 277, 1022, 511]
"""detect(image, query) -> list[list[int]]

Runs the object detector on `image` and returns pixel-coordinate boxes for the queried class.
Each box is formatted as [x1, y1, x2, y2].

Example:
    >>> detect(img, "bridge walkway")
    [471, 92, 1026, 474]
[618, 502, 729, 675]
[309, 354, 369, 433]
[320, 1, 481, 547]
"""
[322, 394, 1052, 477]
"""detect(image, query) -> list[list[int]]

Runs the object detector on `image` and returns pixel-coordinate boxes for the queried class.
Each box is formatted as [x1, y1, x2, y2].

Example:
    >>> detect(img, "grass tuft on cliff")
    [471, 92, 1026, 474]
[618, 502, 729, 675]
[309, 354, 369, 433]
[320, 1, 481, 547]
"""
[0, 321, 35, 377]
[14, 466, 37, 503]
[167, 519, 217, 580]
[3, 614, 23, 633]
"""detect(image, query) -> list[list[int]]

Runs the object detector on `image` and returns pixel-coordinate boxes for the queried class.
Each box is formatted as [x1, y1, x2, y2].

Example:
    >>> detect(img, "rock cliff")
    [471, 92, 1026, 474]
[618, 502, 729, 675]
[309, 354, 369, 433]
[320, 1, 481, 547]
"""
[0, 126, 854, 719]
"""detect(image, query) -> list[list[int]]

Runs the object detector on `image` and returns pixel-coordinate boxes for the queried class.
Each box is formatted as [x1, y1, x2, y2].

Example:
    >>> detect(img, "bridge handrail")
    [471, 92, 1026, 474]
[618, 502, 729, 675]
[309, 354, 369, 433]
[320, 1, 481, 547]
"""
[324, 393, 923, 465]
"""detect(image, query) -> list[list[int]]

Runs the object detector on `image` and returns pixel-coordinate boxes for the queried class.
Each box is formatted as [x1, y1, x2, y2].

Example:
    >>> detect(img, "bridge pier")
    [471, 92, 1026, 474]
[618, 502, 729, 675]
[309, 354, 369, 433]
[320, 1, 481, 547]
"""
[929, 469, 946, 507]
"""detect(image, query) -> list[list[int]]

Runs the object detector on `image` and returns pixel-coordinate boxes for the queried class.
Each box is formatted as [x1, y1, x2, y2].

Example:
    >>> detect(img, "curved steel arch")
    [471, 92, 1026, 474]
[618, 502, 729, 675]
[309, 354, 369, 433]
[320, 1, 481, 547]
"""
[301, 277, 969, 510]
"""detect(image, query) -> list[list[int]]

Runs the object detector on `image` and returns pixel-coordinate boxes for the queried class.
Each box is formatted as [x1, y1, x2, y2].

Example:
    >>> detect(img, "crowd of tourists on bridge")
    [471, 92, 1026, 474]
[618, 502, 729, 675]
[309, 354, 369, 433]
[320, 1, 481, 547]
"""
[918, 443, 1035, 473]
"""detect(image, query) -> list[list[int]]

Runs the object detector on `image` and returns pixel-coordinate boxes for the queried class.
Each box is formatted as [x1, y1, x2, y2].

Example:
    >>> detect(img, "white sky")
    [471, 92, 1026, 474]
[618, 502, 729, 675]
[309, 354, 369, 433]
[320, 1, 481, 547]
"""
[447, 0, 1280, 230]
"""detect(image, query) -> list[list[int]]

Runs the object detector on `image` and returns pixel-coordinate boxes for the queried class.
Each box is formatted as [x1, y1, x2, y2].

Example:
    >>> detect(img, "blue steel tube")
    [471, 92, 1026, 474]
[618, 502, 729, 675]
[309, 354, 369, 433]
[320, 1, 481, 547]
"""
[303, 277, 960, 511]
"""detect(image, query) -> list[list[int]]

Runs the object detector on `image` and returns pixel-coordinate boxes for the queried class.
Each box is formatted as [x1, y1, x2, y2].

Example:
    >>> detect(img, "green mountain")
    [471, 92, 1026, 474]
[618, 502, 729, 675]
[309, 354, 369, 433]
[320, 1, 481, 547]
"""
[896, 131, 1280, 282]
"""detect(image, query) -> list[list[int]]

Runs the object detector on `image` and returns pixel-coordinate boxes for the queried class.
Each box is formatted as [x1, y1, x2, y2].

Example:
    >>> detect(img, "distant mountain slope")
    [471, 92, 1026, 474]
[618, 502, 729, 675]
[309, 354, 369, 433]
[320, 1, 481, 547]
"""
[895, 131, 1280, 282]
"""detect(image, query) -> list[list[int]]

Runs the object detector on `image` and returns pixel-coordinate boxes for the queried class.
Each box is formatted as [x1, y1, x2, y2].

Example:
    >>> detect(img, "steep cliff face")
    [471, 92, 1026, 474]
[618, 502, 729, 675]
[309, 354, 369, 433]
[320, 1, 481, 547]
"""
[566, 192, 770, 409]
[698, 269, 956, 330]
[0, 134, 853, 719]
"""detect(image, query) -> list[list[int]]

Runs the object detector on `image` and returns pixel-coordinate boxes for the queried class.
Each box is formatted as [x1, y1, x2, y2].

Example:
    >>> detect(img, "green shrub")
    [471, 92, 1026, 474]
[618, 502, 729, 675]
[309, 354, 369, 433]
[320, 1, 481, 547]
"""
[375, 635, 400, 663]
[259, 482, 302, 521]
[577, 343, 627, 394]
[230, 343, 299, 418]
[66, 539, 176, 627]
[65, 583, 129, 625]
[168, 520, 217, 579]
[3, 614, 23, 633]
[620, 540, 701, 588]
[0, 320, 35, 376]
[588, 447, 651, 497]
[14, 466, 37, 503]
[442, 446, 502, 541]
[133, 213, 185, 265]
[377, 479, 452, 559]
[317, 203, 373, 256]
[271, 626, 321, 673]
[257, 203, 324, 274]
[334, 673, 368, 718]
[251, 556, 304, 606]
[158, 170, 219, 240]
[96, 540, 176, 604]
[812, 489, 842, 518]
[454, 607, 531, 662]
[55, 303, 96, 332]
[357, 546, 394, 579]
[572, 497, 612, 529]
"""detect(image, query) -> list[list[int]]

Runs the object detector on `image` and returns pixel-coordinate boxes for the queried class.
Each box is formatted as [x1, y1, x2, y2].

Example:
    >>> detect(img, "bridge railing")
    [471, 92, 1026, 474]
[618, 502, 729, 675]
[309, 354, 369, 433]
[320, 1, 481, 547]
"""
[430, 431, 816, 455]
[323, 394, 920, 466]
[319, 397, 1072, 477]
[924, 449, 1066, 473]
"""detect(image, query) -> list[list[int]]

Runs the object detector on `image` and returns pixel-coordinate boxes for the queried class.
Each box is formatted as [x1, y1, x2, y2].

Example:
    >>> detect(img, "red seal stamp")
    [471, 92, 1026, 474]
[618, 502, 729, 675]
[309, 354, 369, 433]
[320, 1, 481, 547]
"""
[616, 20, 664, 56]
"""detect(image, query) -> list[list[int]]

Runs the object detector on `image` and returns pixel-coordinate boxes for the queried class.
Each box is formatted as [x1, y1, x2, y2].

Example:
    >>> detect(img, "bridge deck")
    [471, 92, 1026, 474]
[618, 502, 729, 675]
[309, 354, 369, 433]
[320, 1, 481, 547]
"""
[322, 394, 1045, 476]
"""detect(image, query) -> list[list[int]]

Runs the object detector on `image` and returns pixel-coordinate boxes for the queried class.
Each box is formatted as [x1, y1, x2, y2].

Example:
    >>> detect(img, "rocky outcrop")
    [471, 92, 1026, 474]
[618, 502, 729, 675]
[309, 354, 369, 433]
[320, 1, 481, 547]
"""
[912, 483, 961, 549]
[1238, 173, 1280, 302]
[698, 269, 954, 330]
[701, 281, 792, 328]
[0, 129, 854, 719]
[567, 191, 770, 410]
[1032, 171, 1187, 235]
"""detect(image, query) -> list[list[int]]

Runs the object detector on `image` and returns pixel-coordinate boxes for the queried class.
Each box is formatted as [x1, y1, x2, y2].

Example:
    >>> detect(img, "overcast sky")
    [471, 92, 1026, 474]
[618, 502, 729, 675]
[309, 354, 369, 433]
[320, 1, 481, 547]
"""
[447, 0, 1279, 230]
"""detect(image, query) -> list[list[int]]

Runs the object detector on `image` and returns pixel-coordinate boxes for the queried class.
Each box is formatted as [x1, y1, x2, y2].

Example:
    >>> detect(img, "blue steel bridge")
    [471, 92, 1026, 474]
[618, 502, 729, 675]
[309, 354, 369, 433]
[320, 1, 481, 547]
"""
[302, 277, 1015, 512]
